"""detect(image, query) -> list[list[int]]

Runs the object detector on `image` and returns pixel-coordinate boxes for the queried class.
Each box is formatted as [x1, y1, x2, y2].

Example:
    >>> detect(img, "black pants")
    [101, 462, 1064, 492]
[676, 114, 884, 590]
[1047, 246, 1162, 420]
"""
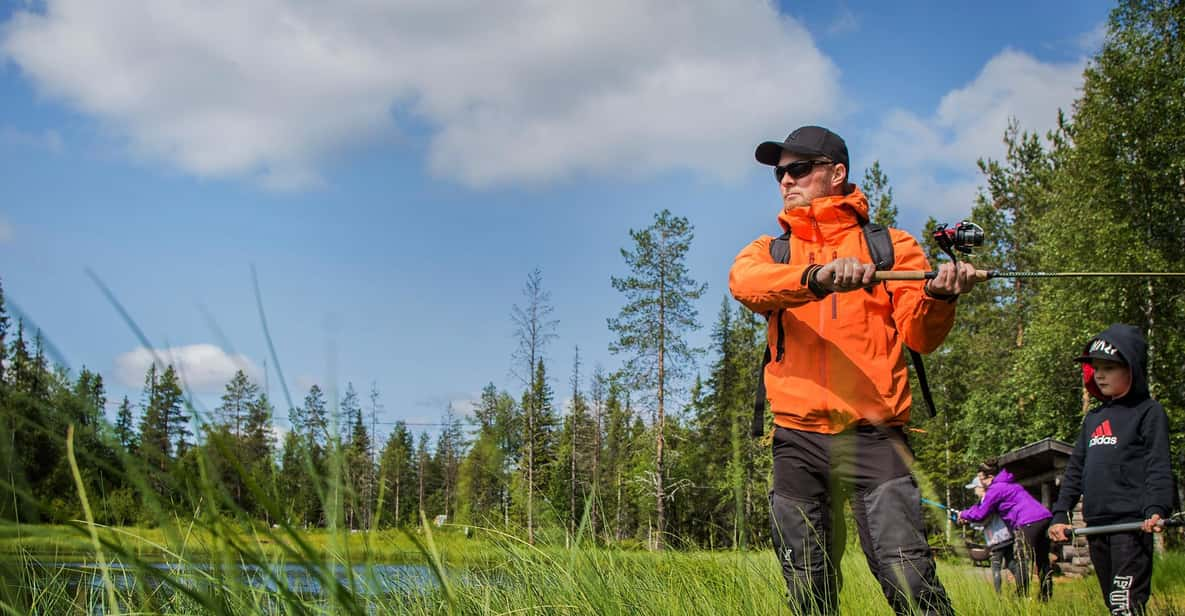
[1088, 531, 1153, 615]
[1014, 519, 1053, 601]
[769, 425, 953, 616]
[989, 543, 1020, 595]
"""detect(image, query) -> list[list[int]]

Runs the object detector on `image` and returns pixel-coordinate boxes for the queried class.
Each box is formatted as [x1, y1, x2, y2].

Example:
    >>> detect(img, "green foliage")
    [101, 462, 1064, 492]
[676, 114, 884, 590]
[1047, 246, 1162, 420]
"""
[6, 8, 1185, 604]
[862, 160, 898, 227]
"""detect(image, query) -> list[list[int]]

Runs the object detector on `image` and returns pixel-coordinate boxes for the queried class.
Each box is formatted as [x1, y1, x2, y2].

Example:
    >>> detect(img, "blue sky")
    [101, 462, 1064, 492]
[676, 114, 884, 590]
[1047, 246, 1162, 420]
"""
[0, 1, 1114, 441]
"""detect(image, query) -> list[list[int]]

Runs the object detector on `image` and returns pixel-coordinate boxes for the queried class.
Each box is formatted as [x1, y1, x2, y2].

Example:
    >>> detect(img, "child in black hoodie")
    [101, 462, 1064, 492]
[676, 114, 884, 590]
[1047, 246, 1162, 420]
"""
[1048, 324, 1173, 615]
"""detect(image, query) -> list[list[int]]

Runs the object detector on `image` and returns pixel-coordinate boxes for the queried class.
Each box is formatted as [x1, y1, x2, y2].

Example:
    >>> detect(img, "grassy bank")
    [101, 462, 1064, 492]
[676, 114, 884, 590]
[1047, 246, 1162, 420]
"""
[0, 523, 491, 565]
[3, 521, 1183, 614]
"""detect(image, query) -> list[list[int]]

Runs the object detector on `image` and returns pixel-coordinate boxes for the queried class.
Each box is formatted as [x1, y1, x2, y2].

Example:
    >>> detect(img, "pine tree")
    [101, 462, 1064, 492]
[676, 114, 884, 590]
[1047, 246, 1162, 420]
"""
[378, 421, 415, 527]
[520, 358, 558, 539]
[243, 392, 276, 522]
[416, 431, 431, 520]
[343, 383, 374, 529]
[608, 209, 706, 549]
[303, 385, 329, 448]
[210, 370, 263, 507]
[114, 396, 137, 452]
[510, 268, 558, 542]
[587, 365, 608, 540]
[244, 392, 274, 463]
[216, 370, 258, 438]
[434, 404, 465, 521]
[556, 346, 594, 544]
[279, 430, 311, 525]
[862, 160, 898, 227]
[602, 376, 632, 540]
[157, 366, 190, 458]
[138, 364, 168, 473]
[458, 383, 513, 526]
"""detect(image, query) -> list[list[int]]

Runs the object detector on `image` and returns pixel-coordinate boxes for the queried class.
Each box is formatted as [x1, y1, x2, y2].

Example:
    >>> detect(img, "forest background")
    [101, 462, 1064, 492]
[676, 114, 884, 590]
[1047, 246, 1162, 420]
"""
[2, 0, 1184, 557]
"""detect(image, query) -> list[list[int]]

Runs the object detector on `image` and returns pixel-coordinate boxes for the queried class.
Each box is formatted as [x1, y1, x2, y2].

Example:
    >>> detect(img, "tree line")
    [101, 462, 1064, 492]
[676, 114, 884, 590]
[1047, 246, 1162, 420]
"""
[1, 0, 1182, 550]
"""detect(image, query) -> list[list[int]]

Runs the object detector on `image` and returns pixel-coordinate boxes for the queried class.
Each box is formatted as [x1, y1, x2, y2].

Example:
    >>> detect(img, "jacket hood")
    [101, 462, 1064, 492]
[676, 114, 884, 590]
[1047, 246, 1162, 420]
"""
[777, 186, 870, 238]
[1088, 324, 1149, 402]
[994, 468, 1016, 485]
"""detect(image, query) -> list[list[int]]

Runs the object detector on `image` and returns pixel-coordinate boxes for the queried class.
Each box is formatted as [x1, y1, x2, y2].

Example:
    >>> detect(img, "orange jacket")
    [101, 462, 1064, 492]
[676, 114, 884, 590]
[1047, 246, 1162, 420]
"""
[728, 187, 956, 434]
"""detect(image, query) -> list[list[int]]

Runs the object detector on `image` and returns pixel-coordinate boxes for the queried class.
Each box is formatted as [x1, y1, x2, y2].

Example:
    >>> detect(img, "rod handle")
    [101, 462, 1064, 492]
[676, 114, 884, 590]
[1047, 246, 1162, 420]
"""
[872, 270, 991, 282]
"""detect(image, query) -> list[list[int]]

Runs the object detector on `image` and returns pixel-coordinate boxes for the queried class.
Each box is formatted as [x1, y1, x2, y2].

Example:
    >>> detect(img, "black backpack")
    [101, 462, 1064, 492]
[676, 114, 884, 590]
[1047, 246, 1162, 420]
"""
[751, 221, 936, 437]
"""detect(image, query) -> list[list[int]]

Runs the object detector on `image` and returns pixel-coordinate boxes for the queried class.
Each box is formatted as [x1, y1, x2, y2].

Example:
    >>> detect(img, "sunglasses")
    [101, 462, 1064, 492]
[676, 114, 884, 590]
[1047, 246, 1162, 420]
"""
[774, 159, 833, 182]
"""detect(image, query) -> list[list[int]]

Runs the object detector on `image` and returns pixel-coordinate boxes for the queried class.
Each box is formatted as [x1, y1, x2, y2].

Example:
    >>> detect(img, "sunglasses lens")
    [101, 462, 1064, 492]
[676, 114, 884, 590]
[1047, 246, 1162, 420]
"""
[775, 161, 814, 181]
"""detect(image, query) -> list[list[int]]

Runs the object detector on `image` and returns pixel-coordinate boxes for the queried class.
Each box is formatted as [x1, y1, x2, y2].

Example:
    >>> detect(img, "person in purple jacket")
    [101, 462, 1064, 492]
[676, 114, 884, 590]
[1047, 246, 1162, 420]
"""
[957, 459, 1054, 601]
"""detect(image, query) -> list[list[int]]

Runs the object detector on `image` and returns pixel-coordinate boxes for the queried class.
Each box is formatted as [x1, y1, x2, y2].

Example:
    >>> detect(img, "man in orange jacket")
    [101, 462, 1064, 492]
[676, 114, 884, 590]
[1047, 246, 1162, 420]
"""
[729, 126, 978, 615]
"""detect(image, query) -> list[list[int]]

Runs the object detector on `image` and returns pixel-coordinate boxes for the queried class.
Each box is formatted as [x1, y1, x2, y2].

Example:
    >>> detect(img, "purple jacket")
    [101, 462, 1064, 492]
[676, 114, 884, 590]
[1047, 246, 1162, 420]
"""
[960, 468, 1052, 528]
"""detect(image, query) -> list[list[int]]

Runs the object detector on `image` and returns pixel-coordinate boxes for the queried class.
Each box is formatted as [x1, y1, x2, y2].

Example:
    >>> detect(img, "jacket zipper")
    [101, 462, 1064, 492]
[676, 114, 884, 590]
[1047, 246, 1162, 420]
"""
[831, 250, 838, 320]
[811, 217, 829, 412]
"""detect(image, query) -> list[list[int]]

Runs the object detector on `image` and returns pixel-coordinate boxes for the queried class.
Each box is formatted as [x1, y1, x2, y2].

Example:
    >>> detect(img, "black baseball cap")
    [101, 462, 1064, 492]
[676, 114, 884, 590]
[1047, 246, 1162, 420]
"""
[1074, 337, 1127, 364]
[755, 125, 849, 169]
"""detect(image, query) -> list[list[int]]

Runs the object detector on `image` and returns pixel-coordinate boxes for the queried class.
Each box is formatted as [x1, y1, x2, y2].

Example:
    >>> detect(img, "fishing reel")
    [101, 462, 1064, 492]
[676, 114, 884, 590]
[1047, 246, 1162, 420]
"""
[932, 221, 984, 263]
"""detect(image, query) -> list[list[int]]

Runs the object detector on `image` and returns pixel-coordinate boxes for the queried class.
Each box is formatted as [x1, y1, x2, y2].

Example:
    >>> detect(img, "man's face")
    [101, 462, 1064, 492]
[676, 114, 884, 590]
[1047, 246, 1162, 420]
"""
[1092, 359, 1132, 398]
[777, 151, 844, 211]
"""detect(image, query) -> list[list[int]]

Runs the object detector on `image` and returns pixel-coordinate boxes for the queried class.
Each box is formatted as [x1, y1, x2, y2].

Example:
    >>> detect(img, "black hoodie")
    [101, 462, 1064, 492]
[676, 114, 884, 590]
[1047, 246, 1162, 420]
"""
[1051, 324, 1174, 526]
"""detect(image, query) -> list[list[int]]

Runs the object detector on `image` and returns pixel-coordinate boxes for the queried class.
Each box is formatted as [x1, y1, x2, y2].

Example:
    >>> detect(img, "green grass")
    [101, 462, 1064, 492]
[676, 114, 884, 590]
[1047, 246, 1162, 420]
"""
[0, 523, 493, 565]
[4, 520, 1184, 615]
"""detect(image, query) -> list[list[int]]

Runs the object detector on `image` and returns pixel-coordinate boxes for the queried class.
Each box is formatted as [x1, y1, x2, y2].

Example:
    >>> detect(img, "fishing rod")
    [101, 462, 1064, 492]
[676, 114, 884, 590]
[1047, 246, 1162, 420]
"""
[869, 221, 1185, 281]
[1066, 513, 1185, 538]
[920, 497, 958, 523]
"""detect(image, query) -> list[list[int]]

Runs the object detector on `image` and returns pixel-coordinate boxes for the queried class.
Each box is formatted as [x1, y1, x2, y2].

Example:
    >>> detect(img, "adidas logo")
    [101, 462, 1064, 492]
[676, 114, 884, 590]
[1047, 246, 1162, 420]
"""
[1089, 419, 1117, 446]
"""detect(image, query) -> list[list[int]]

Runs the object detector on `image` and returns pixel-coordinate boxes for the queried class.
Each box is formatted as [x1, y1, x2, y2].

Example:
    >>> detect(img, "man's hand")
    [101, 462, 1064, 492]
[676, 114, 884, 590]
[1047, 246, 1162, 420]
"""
[925, 261, 979, 297]
[815, 257, 876, 293]
[1142, 514, 1163, 533]
[1048, 523, 1071, 542]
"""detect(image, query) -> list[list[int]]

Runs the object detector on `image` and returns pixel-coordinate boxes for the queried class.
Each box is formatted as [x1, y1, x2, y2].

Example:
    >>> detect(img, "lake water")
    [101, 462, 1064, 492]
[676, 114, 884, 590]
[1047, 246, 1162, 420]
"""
[55, 560, 438, 596]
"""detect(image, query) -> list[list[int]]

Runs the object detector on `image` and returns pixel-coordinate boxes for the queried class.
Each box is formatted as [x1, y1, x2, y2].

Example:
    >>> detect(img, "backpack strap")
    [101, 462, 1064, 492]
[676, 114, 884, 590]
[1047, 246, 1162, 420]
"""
[861, 222, 894, 270]
[753, 232, 791, 437]
[863, 221, 938, 418]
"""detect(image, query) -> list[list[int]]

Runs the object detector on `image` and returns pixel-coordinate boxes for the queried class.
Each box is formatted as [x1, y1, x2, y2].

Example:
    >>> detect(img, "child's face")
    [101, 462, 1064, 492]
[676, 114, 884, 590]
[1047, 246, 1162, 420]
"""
[1092, 359, 1132, 398]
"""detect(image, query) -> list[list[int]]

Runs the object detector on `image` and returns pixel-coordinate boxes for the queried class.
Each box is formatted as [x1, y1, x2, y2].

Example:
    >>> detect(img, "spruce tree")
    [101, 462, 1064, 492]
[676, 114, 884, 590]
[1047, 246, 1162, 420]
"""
[378, 421, 414, 527]
[114, 396, 137, 452]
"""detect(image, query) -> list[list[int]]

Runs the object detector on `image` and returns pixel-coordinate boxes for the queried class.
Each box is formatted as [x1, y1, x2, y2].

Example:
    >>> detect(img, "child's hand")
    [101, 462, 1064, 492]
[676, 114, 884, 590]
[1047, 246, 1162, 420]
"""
[1048, 523, 1071, 542]
[1142, 514, 1163, 533]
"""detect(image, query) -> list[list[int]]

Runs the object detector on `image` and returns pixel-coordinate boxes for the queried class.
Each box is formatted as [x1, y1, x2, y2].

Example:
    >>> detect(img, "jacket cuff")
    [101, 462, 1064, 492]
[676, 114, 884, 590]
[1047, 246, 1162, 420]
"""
[1143, 505, 1169, 520]
[803, 265, 832, 299]
[923, 284, 959, 303]
[1050, 512, 1070, 526]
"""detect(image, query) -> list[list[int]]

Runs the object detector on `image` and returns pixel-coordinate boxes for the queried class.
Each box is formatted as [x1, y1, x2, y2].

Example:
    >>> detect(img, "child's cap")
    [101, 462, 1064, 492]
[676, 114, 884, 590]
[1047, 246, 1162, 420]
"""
[964, 476, 981, 490]
[1073, 336, 1126, 365]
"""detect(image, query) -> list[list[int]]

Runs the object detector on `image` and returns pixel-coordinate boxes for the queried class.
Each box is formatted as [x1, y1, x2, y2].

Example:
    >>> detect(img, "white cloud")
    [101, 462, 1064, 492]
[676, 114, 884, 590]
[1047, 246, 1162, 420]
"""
[865, 49, 1085, 219]
[2, 1, 840, 189]
[114, 344, 263, 393]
